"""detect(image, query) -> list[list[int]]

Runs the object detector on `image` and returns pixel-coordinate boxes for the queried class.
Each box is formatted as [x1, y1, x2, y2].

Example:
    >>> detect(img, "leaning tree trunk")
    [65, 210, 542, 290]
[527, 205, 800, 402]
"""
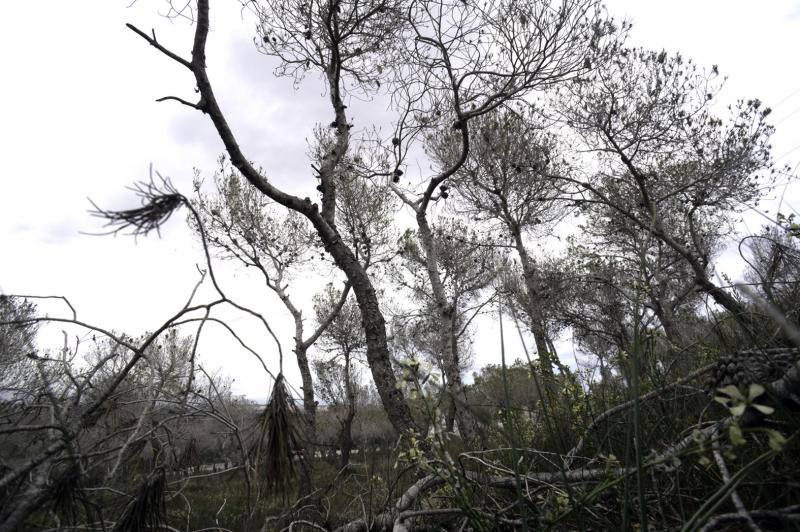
[650, 298, 684, 347]
[0, 468, 51, 532]
[319, 232, 420, 437]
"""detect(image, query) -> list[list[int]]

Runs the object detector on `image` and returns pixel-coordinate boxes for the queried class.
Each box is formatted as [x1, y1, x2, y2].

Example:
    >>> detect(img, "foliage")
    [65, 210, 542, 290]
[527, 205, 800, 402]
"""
[0, 295, 38, 389]
[5, 0, 800, 530]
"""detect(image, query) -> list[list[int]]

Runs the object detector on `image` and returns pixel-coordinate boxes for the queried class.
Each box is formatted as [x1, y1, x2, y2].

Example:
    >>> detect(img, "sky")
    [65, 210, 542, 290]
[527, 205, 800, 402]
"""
[1, 1, 799, 399]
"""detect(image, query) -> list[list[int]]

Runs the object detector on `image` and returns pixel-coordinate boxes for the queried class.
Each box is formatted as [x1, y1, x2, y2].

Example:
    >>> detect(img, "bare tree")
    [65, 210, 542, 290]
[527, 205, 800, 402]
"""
[191, 147, 396, 479]
[7, 2, 788, 527]
[0, 322, 198, 530]
[0, 178, 294, 529]
[127, 0, 416, 437]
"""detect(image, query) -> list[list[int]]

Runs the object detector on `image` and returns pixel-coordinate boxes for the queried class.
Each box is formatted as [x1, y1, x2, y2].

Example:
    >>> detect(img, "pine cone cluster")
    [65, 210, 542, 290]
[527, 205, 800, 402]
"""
[706, 347, 799, 393]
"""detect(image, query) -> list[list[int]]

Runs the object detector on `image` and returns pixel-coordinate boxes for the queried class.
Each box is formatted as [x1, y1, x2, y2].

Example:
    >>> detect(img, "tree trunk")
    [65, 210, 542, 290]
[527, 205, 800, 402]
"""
[442, 309, 482, 447]
[340, 351, 357, 468]
[650, 299, 683, 346]
[294, 341, 317, 497]
[318, 230, 419, 437]
[339, 415, 355, 469]
[273, 290, 319, 497]
[415, 211, 482, 448]
[0, 468, 50, 532]
[445, 397, 456, 433]
[512, 231, 556, 376]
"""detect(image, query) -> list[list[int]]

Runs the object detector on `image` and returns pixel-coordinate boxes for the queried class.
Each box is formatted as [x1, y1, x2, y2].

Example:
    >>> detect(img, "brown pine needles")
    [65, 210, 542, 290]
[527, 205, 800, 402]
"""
[88, 167, 186, 238]
[112, 467, 167, 532]
[250, 374, 302, 495]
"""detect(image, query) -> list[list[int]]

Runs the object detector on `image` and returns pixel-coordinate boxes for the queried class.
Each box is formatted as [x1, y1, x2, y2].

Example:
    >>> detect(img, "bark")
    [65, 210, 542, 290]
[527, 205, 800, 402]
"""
[442, 309, 481, 446]
[323, 234, 419, 436]
[339, 351, 357, 468]
[662, 233, 749, 326]
[653, 221, 753, 331]
[415, 211, 482, 448]
[650, 298, 684, 346]
[294, 344, 317, 445]
[444, 397, 456, 433]
[294, 342, 317, 496]
[512, 230, 556, 376]
[273, 286, 318, 496]
[694, 275, 751, 325]
[339, 419, 354, 469]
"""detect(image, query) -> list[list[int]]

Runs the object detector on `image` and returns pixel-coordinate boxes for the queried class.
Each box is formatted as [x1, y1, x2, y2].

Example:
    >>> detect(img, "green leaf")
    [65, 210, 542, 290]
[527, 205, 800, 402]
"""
[767, 430, 786, 451]
[718, 385, 744, 400]
[747, 383, 765, 400]
[713, 396, 730, 406]
[752, 403, 774, 415]
[730, 404, 746, 417]
[729, 424, 746, 446]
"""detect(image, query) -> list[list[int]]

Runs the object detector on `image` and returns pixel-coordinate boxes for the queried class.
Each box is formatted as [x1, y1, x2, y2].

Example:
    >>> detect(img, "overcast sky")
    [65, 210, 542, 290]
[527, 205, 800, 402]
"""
[2, 1, 799, 399]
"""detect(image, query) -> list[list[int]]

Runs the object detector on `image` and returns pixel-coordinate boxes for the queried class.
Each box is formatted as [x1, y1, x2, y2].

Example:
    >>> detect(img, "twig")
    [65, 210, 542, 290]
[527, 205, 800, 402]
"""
[711, 439, 762, 532]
